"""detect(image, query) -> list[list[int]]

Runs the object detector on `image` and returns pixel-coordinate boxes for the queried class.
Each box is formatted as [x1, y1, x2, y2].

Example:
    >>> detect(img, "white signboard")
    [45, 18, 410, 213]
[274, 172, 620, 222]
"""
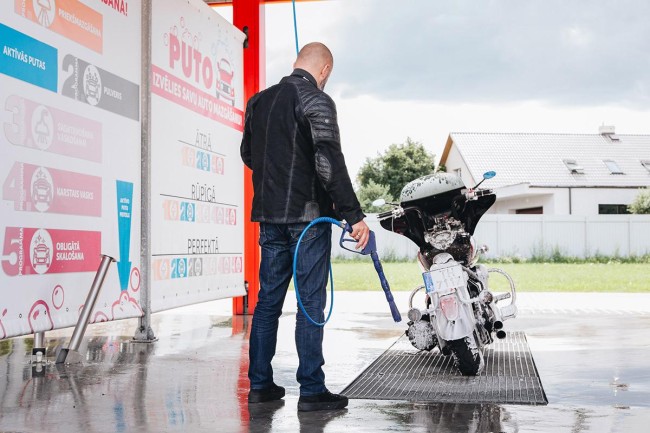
[0, 0, 142, 339]
[150, 0, 246, 312]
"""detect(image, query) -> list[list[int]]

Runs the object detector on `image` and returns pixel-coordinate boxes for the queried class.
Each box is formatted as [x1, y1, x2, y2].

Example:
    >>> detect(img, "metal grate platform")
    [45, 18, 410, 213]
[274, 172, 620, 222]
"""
[341, 332, 547, 405]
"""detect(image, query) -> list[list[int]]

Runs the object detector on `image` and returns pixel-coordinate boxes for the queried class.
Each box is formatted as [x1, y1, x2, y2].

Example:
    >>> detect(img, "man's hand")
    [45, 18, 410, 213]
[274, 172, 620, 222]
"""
[349, 220, 370, 250]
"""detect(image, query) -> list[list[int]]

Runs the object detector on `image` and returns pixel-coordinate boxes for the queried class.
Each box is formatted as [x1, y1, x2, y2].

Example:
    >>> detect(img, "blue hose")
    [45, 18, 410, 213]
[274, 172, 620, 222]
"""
[293, 217, 343, 327]
[292, 0, 299, 56]
[293, 217, 402, 326]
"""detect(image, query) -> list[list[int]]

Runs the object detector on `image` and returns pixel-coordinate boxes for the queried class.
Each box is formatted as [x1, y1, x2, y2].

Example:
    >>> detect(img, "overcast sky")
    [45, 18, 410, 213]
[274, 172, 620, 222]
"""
[218, 0, 650, 183]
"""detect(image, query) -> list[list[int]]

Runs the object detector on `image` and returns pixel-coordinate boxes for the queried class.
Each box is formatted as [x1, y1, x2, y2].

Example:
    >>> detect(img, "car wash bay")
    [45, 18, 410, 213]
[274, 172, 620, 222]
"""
[2, 291, 649, 432]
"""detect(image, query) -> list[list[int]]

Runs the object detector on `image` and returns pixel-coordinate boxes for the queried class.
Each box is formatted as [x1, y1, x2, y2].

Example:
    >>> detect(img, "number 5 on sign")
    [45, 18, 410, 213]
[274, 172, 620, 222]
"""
[2, 228, 23, 277]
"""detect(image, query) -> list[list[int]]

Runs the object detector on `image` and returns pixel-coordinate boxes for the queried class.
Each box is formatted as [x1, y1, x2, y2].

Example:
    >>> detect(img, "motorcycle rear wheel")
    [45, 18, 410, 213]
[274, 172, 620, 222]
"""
[448, 336, 484, 376]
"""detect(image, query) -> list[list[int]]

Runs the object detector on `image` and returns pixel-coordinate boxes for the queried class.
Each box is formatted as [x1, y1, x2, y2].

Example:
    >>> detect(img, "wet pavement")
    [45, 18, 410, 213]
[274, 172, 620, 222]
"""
[1, 292, 650, 432]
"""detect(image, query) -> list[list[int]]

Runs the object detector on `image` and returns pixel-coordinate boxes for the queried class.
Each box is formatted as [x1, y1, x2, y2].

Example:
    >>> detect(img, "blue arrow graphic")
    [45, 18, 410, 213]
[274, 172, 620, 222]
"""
[116, 180, 133, 290]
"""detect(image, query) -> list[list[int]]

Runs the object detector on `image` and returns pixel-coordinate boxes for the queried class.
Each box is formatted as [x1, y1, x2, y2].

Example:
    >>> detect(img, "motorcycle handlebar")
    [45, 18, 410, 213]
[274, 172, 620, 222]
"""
[378, 189, 495, 219]
[377, 209, 394, 219]
[464, 188, 494, 201]
[377, 205, 421, 221]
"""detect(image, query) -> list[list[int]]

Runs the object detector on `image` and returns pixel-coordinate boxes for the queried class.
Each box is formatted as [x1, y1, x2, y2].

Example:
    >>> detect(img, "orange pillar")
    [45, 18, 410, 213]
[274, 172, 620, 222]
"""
[233, 0, 265, 315]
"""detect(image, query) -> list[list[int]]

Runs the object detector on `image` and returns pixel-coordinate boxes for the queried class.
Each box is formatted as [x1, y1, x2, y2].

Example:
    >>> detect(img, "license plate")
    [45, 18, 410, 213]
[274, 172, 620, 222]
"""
[422, 263, 464, 293]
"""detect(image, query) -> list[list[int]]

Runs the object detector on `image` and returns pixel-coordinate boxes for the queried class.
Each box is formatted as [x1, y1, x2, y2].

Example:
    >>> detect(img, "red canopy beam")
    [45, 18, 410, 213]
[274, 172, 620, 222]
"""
[231, 0, 265, 315]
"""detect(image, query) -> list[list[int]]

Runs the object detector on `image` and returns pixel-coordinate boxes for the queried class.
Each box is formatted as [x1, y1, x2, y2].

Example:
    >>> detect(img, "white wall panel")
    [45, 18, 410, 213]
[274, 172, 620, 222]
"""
[344, 215, 650, 260]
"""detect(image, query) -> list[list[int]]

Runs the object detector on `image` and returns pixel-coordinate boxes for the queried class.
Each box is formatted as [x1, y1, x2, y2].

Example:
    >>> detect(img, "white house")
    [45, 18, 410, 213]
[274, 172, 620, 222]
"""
[439, 128, 650, 215]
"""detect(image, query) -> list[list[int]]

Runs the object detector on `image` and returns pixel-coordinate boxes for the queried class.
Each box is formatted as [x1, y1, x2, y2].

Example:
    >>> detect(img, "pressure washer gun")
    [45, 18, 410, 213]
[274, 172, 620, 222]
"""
[339, 223, 402, 322]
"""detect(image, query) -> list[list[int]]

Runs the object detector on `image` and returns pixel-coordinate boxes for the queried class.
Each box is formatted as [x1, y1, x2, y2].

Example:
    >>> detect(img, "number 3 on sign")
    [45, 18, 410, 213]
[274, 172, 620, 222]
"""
[4, 95, 27, 146]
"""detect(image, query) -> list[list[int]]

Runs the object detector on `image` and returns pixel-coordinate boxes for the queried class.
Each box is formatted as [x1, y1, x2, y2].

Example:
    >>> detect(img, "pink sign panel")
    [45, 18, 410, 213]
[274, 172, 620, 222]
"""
[2, 227, 101, 276]
[3, 162, 102, 216]
[151, 65, 244, 132]
[4, 95, 103, 162]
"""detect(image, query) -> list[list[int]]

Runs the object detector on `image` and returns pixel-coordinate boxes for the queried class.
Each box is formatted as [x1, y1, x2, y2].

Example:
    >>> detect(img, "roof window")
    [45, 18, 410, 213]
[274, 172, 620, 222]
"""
[603, 159, 624, 174]
[641, 160, 650, 173]
[563, 159, 584, 174]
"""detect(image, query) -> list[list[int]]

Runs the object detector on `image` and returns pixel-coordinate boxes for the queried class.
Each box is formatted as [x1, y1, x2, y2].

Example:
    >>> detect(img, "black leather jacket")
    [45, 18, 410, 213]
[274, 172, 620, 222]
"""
[241, 69, 365, 225]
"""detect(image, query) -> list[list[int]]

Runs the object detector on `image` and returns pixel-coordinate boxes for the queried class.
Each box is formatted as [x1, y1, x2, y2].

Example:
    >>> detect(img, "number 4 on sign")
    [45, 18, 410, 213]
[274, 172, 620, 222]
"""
[3, 163, 27, 211]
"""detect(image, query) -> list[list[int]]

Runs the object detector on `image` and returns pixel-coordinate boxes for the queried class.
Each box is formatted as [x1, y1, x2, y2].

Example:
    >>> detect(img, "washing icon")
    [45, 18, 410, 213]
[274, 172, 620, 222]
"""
[35, 0, 56, 28]
[31, 167, 54, 212]
[30, 229, 53, 274]
[83, 65, 102, 106]
[31, 106, 54, 150]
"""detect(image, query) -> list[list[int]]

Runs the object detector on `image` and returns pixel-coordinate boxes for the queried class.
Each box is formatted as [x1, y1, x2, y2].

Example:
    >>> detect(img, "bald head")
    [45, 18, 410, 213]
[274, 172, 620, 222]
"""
[294, 42, 334, 90]
[295, 42, 333, 70]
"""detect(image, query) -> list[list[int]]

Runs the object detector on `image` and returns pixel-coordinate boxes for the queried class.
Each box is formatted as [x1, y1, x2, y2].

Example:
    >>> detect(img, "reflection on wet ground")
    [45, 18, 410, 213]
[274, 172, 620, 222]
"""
[1, 293, 650, 432]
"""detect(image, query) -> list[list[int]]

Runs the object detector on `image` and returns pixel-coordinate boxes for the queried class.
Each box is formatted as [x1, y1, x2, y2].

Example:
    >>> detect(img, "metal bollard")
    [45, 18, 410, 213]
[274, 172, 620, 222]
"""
[32, 331, 45, 363]
[56, 254, 115, 364]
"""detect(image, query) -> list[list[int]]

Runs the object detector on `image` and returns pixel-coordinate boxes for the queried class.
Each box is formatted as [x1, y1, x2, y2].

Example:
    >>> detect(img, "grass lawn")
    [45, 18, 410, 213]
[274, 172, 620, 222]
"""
[331, 261, 650, 292]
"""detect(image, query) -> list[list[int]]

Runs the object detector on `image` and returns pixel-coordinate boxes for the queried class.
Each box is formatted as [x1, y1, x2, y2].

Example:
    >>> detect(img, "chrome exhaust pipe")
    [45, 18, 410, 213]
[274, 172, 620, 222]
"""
[494, 320, 503, 330]
[496, 330, 506, 339]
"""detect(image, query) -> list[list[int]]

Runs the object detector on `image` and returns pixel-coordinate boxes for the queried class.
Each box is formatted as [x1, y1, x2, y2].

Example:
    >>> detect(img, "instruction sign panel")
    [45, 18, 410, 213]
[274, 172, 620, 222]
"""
[150, 0, 245, 312]
[0, 1, 142, 339]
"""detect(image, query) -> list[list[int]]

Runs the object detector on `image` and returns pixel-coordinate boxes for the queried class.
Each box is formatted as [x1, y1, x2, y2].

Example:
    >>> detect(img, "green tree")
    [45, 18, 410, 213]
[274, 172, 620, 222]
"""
[357, 180, 395, 213]
[628, 188, 650, 214]
[357, 138, 436, 199]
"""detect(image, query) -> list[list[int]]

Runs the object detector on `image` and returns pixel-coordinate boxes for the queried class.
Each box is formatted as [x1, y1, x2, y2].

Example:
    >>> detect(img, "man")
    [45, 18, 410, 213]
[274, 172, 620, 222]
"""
[241, 42, 370, 412]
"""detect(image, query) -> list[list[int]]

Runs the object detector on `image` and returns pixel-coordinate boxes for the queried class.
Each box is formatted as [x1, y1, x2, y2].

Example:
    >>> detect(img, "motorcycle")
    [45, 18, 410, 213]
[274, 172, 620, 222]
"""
[374, 171, 517, 375]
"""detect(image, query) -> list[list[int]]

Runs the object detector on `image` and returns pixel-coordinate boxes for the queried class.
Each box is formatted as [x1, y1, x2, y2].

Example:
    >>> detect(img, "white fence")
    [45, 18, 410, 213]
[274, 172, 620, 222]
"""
[331, 215, 650, 260]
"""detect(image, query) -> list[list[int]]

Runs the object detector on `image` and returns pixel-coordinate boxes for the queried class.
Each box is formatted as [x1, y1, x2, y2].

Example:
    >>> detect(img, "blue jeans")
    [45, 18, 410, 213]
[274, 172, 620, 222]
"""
[248, 222, 332, 396]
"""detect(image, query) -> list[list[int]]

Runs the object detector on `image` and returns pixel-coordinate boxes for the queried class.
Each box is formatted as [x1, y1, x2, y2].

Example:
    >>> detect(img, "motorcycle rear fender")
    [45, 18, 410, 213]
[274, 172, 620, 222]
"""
[439, 295, 460, 321]
[432, 296, 475, 341]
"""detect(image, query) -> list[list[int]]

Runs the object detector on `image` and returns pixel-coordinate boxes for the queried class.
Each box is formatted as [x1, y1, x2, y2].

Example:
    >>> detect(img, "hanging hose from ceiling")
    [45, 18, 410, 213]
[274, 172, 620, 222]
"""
[292, 0, 300, 55]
